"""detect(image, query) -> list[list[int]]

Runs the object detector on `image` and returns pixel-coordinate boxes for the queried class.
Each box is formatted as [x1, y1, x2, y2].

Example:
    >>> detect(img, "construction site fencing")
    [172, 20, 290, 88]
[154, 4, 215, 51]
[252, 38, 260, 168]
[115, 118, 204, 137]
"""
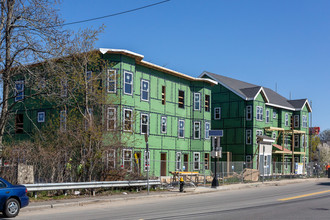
[2, 160, 329, 185]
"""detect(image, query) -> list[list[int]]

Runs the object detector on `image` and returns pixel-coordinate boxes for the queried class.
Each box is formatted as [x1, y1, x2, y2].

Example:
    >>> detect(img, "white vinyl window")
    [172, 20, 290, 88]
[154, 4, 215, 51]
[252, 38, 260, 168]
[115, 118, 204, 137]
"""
[246, 129, 252, 145]
[284, 136, 289, 147]
[302, 115, 308, 128]
[272, 132, 276, 139]
[178, 119, 185, 138]
[107, 69, 116, 93]
[194, 93, 201, 111]
[123, 109, 133, 131]
[285, 113, 289, 126]
[273, 111, 276, 119]
[194, 121, 200, 139]
[161, 116, 167, 134]
[141, 114, 149, 134]
[60, 79, 68, 97]
[256, 130, 263, 141]
[256, 106, 263, 121]
[15, 81, 24, 101]
[141, 79, 149, 101]
[37, 112, 45, 123]
[294, 135, 300, 148]
[266, 110, 270, 123]
[86, 71, 93, 93]
[60, 110, 67, 131]
[106, 149, 116, 169]
[124, 71, 133, 95]
[214, 107, 221, 120]
[246, 105, 252, 120]
[176, 152, 182, 171]
[122, 149, 132, 171]
[205, 122, 210, 139]
[193, 152, 200, 170]
[107, 107, 116, 130]
[294, 115, 299, 128]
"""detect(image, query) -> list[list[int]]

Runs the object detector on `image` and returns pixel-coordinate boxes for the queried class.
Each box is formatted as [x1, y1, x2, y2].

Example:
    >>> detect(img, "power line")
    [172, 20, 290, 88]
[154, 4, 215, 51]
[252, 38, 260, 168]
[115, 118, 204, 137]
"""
[48, 0, 171, 28]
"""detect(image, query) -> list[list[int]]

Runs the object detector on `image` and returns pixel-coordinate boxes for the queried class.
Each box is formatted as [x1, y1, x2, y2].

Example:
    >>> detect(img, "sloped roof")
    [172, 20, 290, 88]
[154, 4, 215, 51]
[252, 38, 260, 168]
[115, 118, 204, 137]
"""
[200, 71, 311, 112]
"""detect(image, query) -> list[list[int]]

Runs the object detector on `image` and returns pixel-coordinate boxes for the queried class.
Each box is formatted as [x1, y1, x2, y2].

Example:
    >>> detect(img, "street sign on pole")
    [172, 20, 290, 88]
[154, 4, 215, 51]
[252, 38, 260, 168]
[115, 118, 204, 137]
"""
[209, 130, 223, 137]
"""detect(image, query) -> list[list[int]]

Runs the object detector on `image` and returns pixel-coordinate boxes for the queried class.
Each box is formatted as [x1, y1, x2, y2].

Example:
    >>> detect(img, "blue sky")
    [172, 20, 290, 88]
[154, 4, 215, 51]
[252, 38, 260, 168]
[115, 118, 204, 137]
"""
[60, 0, 330, 131]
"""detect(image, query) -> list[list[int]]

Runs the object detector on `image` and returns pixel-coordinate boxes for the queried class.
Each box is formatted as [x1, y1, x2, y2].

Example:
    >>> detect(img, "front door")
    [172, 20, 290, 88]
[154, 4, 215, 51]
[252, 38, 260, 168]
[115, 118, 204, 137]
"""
[161, 153, 167, 176]
[183, 154, 189, 171]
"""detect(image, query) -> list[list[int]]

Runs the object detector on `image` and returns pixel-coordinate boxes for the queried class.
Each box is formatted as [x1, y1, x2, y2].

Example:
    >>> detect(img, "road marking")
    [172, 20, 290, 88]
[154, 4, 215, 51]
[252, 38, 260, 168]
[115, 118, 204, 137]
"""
[278, 190, 330, 201]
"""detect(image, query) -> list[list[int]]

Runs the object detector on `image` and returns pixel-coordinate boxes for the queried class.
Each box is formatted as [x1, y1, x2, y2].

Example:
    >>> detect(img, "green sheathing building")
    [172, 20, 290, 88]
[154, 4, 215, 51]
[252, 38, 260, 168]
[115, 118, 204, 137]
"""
[200, 71, 311, 173]
[7, 49, 217, 177]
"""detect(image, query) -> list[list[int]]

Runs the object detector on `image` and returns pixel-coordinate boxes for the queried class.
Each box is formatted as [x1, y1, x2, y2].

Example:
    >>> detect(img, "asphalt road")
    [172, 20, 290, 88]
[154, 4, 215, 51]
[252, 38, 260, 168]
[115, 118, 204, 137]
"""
[10, 179, 330, 220]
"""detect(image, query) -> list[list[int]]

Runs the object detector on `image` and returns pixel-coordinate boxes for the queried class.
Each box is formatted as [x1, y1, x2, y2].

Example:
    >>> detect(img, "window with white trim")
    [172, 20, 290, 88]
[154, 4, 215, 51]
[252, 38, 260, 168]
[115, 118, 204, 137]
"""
[161, 116, 167, 133]
[178, 119, 185, 138]
[273, 111, 276, 119]
[176, 152, 182, 171]
[272, 132, 276, 139]
[204, 153, 210, 170]
[256, 106, 263, 121]
[246, 105, 252, 120]
[60, 79, 68, 97]
[284, 136, 289, 147]
[85, 108, 93, 129]
[124, 71, 133, 95]
[246, 129, 252, 145]
[205, 95, 210, 112]
[141, 114, 149, 134]
[123, 109, 133, 131]
[205, 122, 210, 139]
[60, 110, 67, 131]
[294, 134, 300, 148]
[285, 113, 289, 126]
[256, 130, 263, 141]
[214, 107, 221, 120]
[107, 69, 116, 93]
[37, 112, 45, 123]
[122, 149, 132, 171]
[15, 81, 24, 101]
[194, 93, 200, 111]
[193, 152, 200, 170]
[294, 115, 299, 128]
[302, 115, 307, 128]
[106, 149, 116, 169]
[86, 71, 93, 93]
[194, 121, 200, 139]
[141, 79, 149, 101]
[266, 109, 270, 123]
[107, 107, 116, 130]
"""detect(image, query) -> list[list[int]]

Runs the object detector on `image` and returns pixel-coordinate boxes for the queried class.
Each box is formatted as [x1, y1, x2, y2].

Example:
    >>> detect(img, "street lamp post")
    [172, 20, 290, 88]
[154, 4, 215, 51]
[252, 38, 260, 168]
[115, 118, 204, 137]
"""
[211, 136, 222, 188]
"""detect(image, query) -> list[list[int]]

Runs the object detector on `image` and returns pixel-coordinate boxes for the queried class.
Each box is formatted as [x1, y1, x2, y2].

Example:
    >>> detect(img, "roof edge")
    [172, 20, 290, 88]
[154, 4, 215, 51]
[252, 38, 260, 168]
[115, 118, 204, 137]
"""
[100, 49, 217, 85]
[199, 71, 247, 100]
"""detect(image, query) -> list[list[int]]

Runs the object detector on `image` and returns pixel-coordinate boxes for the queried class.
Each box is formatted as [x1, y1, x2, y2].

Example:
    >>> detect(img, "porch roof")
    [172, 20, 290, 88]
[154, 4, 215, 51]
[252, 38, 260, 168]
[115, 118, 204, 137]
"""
[273, 144, 292, 154]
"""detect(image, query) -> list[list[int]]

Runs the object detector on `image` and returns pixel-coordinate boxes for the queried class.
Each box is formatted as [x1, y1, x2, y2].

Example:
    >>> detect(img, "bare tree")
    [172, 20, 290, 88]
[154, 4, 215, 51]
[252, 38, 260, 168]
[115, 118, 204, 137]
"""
[0, 0, 70, 150]
[319, 129, 330, 143]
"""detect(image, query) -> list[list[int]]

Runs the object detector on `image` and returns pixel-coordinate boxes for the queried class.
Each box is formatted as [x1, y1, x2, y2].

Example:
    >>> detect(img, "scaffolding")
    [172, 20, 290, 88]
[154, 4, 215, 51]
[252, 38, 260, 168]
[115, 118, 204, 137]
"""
[264, 127, 307, 175]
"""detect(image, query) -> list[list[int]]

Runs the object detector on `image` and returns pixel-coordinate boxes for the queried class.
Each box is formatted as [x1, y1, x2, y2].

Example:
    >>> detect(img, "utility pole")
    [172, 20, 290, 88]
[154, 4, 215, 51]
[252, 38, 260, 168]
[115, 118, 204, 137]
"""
[145, 133, 150, 195]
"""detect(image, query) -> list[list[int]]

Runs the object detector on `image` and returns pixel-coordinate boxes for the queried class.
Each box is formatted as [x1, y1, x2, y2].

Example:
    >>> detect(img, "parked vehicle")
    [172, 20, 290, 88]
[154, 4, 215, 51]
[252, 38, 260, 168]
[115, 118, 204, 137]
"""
[0, 178, 29, 218]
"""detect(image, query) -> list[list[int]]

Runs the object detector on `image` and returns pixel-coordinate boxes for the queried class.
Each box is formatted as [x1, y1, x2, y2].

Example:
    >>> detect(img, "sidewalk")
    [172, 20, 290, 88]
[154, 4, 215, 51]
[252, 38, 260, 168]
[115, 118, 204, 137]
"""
[22, 177, 328, 212]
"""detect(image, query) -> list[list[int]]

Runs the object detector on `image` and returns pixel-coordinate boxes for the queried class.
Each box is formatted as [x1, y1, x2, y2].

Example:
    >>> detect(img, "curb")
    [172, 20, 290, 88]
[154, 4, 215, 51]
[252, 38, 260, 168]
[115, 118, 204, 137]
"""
[22, 178, 328, 212]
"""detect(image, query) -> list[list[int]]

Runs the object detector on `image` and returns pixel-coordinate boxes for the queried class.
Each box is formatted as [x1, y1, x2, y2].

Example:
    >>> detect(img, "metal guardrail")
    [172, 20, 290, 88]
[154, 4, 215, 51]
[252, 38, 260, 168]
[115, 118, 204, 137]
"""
[25, 180, 161, 192]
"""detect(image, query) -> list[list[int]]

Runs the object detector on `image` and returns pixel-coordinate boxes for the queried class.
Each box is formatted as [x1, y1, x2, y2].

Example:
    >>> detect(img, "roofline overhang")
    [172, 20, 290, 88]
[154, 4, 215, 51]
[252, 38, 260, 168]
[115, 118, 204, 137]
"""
[251, 87, 269, 103]
[265, 103, 296, 111]
[302, 99, 312, 113]
[199, 71, 248, 100]
[100, 49, 217, 85]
